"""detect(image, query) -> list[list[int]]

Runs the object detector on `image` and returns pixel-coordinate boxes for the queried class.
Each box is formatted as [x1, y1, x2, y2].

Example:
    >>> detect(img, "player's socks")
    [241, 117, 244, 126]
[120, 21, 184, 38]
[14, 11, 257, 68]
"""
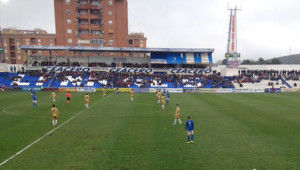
[52, 120, 55, 126]
[174, 119, 177, 125]
[191, 135, 194, 141]
[55, 120, 57, 126]
[188, 136, 190, 142]
[179, 119, 182, 124]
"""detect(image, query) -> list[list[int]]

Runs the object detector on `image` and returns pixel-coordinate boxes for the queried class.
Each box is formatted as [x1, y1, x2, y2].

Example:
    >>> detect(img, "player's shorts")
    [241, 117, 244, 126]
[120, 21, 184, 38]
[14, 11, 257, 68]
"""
[53, 96, 56, 99]
[162, 102, 165, 105]
[67, 97, 70, 101]
[187, 130, 194, 135]
[31, 93, 34, 95]
[85, 100, 89, 104]
[175, 114, 180, 119]
[52, 116, 57, 120]
[167, 98, 169, 100]
[33, 100, 37, 103]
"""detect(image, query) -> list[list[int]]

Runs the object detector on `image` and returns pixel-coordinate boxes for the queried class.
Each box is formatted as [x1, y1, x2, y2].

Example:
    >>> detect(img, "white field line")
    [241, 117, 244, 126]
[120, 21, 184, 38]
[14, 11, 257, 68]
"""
[2, 103, 53, 115]
[0, 93, 113, 167]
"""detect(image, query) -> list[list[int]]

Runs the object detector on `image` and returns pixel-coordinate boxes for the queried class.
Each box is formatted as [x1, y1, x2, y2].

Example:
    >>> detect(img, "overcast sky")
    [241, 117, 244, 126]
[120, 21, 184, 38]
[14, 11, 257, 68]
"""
[1, 0, 300, 62]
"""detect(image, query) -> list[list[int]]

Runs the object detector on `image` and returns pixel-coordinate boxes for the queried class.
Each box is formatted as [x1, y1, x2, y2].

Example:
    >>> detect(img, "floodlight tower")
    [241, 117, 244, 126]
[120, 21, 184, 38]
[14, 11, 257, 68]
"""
[226, 0, 242, 68]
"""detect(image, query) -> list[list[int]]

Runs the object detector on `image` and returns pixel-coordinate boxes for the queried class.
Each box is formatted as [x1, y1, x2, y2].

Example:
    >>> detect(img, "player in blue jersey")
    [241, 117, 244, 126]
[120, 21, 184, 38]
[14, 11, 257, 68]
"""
[32, 93, 38, 108]
[166, 90, 170, 104]
[185, 116, 194, 144]
[31, 87, 35, 96]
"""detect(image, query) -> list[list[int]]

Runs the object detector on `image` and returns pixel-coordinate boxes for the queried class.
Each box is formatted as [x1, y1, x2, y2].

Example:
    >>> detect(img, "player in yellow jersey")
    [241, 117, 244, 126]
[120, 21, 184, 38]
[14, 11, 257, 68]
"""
[157, 90, 161, 104]
[102, 88, 106, 97]
[174, 104, 182, 125]
[84, 93, 90, 108]
[51, 91, 56, 103]
[130, 90, 134, 102]
[50, 104, 59, 127]
[161, 94, 166, 110]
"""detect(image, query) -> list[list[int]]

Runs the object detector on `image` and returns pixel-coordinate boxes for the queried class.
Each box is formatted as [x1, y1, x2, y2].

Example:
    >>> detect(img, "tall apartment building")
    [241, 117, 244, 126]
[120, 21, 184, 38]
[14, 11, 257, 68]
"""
[0, 28, 56, 64]
[54, 0, 128, 47]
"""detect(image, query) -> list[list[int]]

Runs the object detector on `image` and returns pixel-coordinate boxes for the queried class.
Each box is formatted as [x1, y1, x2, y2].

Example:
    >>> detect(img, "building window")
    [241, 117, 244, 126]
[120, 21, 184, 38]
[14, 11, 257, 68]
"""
[18, 54, 21, 60]
[68, 39, 73, 43]
[108, 20, 113, 25]
[67, 19, 72, 24]
[18, 60, 22, 64]
[39, 51, 42, 55]
[108, 0, 112, 5]
[90, 10, 100, 15]
[67, 10, 71, 14]
[4, 40, 7, 44]
[91, 30, 101, 35]
[109, 40, 114, 46]
[31, 38, 36, 44]
[4, 54, 8, 59]
[66, 0, 70, 4]
[91, 20, 101, 25]
[108, 11, 113, 15]
[79, 19, 89, 25]
[67, 29, 72, 34]
[91, 0, 100, 5]
[38, 39, 41, 43]
[50, 39, 54, 46]
[79, 9, 88, 14]
[80, 0, 88, 5]
[129, 40, 133, 44]
[91, 39, 103, 44]
[79, 29, 89, 34]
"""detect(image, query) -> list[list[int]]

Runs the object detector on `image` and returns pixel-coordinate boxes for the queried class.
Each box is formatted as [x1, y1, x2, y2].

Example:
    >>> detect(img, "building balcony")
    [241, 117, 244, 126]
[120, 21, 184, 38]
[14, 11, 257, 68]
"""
[76, 13, 89, 19]
[90, 4, 102, 9]
[78, 34, 90, 38]
[90, 24, 104, 29]
[78, 24, 90, 29]
[76, 3, 89, 9]
[90, 14, 103, 19]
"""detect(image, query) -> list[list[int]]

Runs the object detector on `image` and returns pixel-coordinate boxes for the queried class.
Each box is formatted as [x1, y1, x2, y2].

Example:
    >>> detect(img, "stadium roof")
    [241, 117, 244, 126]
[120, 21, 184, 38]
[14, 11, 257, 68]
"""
[19, 45, 214, 53]
[267, 54, 300, 64]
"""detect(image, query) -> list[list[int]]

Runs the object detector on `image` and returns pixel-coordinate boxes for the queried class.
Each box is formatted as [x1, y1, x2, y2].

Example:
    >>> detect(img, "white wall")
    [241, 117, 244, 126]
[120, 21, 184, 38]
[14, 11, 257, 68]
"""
[0, 63, 24, 72]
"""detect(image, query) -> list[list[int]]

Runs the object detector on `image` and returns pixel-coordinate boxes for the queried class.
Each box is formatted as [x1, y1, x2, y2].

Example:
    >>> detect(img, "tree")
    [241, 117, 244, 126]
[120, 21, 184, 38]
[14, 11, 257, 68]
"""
[221, 59, 227, 65]
[241, 60, 251, 65]
[258, 57, 265, 64]
[271, 58, 282, 64]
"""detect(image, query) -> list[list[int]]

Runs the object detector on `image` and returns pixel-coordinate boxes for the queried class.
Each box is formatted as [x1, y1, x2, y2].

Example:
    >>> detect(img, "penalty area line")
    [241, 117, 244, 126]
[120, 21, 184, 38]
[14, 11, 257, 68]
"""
[0, 93, 113, 167]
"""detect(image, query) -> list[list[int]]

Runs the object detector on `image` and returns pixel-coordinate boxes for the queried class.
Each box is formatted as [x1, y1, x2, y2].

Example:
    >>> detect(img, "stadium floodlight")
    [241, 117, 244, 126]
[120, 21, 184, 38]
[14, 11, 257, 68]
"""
[0, 0, 10, 4]
[227, 0, 242, 9]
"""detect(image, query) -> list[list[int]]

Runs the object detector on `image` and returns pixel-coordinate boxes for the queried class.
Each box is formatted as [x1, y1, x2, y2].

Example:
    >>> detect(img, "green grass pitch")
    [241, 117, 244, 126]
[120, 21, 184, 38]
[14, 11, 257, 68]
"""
[0, 92, 299, 169]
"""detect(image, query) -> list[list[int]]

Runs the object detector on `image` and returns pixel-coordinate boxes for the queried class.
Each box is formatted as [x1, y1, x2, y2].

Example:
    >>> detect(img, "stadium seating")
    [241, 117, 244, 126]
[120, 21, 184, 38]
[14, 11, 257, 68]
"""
[0, 71, 235, 89]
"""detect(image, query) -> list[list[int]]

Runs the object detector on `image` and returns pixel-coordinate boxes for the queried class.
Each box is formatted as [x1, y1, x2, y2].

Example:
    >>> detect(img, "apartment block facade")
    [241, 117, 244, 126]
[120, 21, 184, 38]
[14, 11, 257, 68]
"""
[54, 0, 129, 47]
[0, 28, 56, 64]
